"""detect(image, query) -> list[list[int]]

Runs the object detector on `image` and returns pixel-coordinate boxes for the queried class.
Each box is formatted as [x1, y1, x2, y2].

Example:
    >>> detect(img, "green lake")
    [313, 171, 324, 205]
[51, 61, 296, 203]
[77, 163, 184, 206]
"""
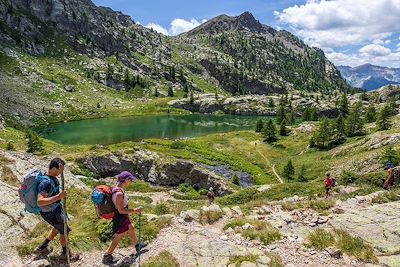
[38, 114, 265, 145]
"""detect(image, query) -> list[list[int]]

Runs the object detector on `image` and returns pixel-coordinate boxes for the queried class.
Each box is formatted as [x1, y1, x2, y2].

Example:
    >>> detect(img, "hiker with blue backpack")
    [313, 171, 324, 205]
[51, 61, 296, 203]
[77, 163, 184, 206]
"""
[92, 171, 147, 264]
[19, 158, 80, 262]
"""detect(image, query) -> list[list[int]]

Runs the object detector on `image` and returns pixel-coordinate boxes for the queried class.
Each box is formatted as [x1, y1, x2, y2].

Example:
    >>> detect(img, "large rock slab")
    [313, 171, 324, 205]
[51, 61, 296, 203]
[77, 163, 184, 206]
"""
[330, 201, 400, 254]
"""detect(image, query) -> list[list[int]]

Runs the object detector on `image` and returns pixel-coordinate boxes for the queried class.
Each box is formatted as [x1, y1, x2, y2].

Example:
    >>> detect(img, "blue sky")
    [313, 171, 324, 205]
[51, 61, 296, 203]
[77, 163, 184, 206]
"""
[92, 0, 400, 68]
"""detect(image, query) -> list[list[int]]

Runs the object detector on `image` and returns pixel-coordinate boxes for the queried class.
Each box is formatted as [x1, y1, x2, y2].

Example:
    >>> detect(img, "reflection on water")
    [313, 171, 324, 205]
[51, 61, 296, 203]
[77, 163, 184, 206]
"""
[37, 114, 268, 145]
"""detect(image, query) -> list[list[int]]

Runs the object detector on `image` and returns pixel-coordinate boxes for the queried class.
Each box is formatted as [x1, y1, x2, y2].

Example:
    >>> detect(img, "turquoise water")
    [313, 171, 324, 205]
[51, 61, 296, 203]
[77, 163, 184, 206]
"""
[38, 114, 265, 145]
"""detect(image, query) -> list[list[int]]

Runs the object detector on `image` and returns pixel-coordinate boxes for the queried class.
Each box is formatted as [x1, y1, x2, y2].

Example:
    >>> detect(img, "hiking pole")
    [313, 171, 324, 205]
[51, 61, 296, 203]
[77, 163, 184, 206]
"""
[138, 207, 143, 267]
[61, 170, 71, 266]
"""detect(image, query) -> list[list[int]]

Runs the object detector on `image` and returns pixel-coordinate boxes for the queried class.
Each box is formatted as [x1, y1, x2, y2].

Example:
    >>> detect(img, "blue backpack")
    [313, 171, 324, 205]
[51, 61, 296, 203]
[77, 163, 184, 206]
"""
[18, 170, 56, 214]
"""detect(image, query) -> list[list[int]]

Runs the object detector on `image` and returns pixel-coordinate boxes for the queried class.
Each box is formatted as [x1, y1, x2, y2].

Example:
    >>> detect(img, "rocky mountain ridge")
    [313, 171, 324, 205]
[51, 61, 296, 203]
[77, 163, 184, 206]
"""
[338, 64, 400, 91]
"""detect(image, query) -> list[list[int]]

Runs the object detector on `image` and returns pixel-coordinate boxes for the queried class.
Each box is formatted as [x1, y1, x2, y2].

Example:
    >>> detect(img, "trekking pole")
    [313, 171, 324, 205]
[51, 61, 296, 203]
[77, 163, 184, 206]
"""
[61, 171, 71, 266]
[138, 212, 142, 267]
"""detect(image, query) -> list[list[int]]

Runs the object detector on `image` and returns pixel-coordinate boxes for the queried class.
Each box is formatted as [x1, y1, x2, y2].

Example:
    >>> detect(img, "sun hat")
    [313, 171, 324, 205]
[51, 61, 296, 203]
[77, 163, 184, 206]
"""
[116, 171, 137, 182]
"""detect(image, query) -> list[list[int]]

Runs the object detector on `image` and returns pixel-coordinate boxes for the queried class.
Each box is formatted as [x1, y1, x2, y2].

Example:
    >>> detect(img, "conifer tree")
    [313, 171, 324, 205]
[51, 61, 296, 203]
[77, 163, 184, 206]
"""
[262, 119, 277, 142]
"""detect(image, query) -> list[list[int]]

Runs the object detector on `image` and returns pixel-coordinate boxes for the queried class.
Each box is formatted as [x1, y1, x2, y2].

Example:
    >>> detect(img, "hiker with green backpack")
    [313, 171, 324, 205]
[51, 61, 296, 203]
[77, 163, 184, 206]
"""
[91, 171, 147, 264]
[19, 158, 80, 262]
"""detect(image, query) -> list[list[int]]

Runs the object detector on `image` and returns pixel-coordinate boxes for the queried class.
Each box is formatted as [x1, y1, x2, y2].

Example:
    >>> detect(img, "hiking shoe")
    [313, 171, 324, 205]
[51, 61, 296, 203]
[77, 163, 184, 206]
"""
[102, 253, 118, 264]
[59, 252, 81, 262]
[34, 246, 53, 255]
[135, 242, 148, 254]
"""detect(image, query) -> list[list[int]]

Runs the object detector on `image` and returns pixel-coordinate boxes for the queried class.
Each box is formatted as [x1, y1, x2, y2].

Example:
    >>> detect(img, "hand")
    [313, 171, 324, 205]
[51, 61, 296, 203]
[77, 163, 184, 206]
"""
[58, 190, 67, 200]
[134, 207, 143, 215]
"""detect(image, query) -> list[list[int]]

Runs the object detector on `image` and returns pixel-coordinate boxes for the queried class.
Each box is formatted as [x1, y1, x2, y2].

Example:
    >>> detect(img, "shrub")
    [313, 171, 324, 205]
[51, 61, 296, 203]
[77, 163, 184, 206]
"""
[5, 142, 14, 150]
[339, 171, 358, 185]
[26, 131, 44, 154]
[142, 250, 179, 267]
[199, 209, 223, 224]
[308, 229, 335, 250]
[96, 220, 114, 242]
[170, 140, 184, 149]
[155, 202, 170, 215]
[179, 183, 193, 193]
[232, 174, 240, 186]
[199, 188, 208, 195]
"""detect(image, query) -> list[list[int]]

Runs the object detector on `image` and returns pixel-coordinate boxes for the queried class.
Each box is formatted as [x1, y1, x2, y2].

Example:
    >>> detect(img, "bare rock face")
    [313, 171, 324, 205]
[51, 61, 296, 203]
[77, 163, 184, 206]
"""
[80, 150, 233, 196]
[0, 114, 5, 129]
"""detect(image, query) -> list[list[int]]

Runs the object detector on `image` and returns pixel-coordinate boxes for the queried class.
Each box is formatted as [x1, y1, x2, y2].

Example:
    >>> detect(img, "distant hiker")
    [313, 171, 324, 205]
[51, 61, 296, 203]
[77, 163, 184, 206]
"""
[383, 162, 400, 190]
[207, 187, 215, 204]
[325, 172, 333, 197]
[102, 171, 147, 264]
[33, 158, 80, 261]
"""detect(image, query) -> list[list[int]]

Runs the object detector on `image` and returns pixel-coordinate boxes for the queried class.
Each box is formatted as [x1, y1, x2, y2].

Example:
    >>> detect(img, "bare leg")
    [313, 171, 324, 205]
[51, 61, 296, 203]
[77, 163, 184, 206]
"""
[60, 234, 67, 248]
[107, 233, 124, 255]
[47, 228, 59, 241]
[127, 224, 138, 246]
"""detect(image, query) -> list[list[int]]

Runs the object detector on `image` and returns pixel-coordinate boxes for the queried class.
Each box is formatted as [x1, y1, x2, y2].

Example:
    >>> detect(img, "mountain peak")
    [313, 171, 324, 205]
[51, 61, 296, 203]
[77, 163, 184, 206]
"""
[236, 11, 262, 31]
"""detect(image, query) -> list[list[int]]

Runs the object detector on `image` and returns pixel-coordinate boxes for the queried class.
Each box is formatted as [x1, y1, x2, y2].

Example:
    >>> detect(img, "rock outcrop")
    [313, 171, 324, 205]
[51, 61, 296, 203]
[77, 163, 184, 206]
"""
[80, 149, 233, 196]
[169, 94, 340, 117]
[0, 114, 5, 129]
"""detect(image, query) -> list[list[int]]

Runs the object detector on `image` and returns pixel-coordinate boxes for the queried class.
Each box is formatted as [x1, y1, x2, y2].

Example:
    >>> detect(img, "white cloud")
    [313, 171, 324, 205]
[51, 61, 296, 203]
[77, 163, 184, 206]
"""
[145, 18, 207, 36]
[359, 44, 391, 57]
[326, 49, 400, 67]
[145, 23, 169, 35]
[170, 18, 205, 35]
[275, 0, 400, 48]
[397, 43, 400, 52]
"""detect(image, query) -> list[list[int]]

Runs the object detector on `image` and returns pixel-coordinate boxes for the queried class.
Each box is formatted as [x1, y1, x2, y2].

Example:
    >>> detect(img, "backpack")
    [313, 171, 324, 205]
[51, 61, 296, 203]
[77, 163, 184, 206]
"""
[18, 170, 56, 214]
[92, 185, 122, 220]
[332, 178, 338, 187]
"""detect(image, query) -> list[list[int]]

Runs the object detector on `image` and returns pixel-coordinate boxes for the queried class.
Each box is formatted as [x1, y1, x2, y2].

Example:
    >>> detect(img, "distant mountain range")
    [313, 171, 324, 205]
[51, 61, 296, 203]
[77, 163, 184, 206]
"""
[338, 64, 400, 91]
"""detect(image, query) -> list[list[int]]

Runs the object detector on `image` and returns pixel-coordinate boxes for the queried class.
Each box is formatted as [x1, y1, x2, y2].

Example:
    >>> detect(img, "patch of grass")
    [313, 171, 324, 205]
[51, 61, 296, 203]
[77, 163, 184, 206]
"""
[199, 209, 223, 224]
[309, 199, 335, 212]
[142, 250, 179, 267]
[228, 255, 258, 266]
[265, 252, 284, 267]
[0, 165, 19, 187]
[307, 229, 377, 263]
[154, 202, 170, 215]
[129, 195, 153, 204]
[307, 229, 335, 250]
[371, 189, 400, 204]
[224, 219, 281, 245]
[335, 229, 377, 263]
[125, 180, 164, 193]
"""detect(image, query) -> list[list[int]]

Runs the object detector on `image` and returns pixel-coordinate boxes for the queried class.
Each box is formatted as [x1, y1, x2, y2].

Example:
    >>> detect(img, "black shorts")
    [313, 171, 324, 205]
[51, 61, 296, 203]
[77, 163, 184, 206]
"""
[40, 205, 71, 235]
[326, 187, 331, 193]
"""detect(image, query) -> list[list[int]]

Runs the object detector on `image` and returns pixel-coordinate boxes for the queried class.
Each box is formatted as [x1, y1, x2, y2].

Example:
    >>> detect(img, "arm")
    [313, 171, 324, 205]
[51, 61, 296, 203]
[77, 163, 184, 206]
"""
[115, 193, 142, 215]
[37, 191, 65, 207]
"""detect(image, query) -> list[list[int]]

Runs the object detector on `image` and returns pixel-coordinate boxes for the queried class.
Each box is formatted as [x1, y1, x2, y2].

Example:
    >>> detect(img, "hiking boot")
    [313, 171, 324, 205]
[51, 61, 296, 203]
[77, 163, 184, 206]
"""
[135, 242, 148, 255]
[59, 252, 81, 262]
[102, 253, 118, 264]
[34, 246, 53, 255]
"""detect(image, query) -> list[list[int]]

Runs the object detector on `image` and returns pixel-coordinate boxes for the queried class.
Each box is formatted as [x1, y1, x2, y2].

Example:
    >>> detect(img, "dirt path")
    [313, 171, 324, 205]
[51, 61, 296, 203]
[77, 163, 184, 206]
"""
[253, 141, 284, 184]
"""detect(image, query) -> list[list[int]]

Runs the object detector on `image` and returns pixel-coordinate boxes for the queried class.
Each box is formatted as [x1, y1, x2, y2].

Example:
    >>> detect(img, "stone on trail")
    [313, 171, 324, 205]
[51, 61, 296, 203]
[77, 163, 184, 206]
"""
[222, 207, 233, 218]
[240, 261, 258, 267]
[256, 255, 272, 266]
[232, 206, 243, 216]
[242, 223, 255, 231]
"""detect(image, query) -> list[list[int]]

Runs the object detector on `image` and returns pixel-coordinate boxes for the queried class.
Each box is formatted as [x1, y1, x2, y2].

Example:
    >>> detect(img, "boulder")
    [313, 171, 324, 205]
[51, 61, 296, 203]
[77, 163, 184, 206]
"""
[231, 206, 243, 217]
[180, 209, 200, 222]
[222, 207, 233, 218]
[240, 261, 258, 267]
[242, 223, 255, 231]
[65, 84, 75, 92]
[256, 255, 272, 266]
[26, 259, 51, 267]
[326, 247, 342, 258]
[257, 185, 272, 192]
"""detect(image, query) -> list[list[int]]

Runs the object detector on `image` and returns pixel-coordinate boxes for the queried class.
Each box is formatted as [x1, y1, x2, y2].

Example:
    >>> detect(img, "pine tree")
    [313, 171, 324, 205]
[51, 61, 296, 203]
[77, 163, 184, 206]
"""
[283, 160, 295, 181]
[338, 93, 349, 117]
[232, 174, 240, 186]
[276, 105, 286, 124]
[26, 131, 44, 154]
[381, 146, 400, 166]
[268, 98, 274, 108]
[189, 90, 194, 104]
[168, 86, 174, 97]
[255, 119, 264, 133]
[262, 119, 277, 142]
[365, 104, 377, 123]
[346, 101, 364, 136]
[279, 119, 288, 136]
[154, 88, 159, 97]
[333, 115, 346, 145]
[376, 104, 392, 130]
[297, 164, 306, 182]
[310, 118, 331, 149]
[288, 111, 295, 125]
